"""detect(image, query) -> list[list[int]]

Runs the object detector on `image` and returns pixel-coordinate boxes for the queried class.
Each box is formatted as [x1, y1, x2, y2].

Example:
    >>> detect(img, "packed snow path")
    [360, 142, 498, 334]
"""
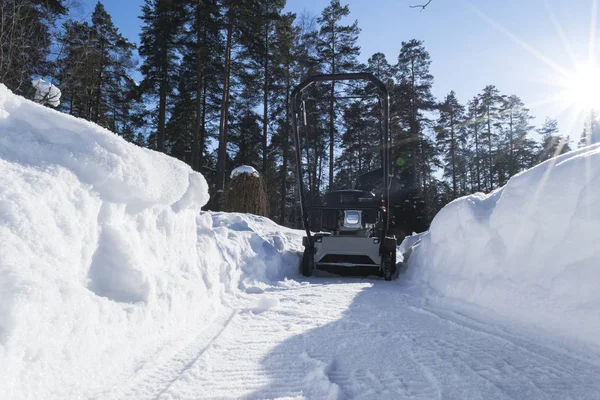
[100, 279, 600, 400]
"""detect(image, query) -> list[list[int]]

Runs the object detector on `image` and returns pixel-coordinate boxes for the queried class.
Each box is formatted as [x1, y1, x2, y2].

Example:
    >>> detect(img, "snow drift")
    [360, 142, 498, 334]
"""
[409, 143, 600, 348]
[0, 85, 302, 400]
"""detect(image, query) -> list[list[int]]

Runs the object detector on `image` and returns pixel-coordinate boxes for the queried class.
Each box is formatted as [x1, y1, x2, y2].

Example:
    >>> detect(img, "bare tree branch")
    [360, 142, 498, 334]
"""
[410, 0, 433, 11]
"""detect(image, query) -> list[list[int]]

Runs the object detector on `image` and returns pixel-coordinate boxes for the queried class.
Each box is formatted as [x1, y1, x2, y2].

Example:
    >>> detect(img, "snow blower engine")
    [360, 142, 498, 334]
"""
[292, 73, 398, 280]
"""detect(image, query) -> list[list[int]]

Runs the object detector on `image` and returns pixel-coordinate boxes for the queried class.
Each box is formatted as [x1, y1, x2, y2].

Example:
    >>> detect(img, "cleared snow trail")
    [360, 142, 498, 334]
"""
[101, 278, 600, 400]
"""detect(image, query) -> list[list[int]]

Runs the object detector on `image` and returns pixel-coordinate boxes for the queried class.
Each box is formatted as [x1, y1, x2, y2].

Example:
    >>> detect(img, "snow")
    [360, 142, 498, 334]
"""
[105, 280, 600, 400]
[0, 85, 302, 400]
[2, 83, 600, 399]
[408, 143, 600, 348]
[230, 165, 259, 178]
[31, 79, 61, 107]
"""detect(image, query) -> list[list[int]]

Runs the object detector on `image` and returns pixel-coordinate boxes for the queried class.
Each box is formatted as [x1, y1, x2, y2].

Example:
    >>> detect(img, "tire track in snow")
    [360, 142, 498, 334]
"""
[101, 308, 238, 400]
[98, 280, 600, 400]
[397, 297, 600, 399]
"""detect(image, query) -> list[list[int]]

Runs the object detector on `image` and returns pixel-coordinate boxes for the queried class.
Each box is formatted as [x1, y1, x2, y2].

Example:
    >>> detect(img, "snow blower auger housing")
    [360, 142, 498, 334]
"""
[292, 73, 397, 280]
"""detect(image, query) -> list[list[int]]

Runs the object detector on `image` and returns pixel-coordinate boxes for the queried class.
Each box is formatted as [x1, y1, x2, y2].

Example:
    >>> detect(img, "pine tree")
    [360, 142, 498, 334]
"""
[537, 117, 570, 162]
[251, 0, 286, 178]
[436, 91, 465, 198]
[466, 96, 484, 192]
[56, 19, 93, 116]
[139, 0, 185, 152]
[316, 0, 360, 189]
[180, 0, 221, 170]
[55, 4, 137, 139]
[215, 0, 257, 205]
[268, 12, 297, 225]
[0, 0, 67, 95]
[165, 64, 195, 163]
[336, 101, 370, 188]
[579, 110, 600, 147]
[477, 85, 501, 191]
[394, 39, 435, 198]
[499, 95, 535, 178]
[92, 3, 137, 130]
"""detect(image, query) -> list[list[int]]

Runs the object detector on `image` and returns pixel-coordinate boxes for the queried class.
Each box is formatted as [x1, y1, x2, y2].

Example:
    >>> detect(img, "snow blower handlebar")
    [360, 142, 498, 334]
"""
[291, 73, 391, 244]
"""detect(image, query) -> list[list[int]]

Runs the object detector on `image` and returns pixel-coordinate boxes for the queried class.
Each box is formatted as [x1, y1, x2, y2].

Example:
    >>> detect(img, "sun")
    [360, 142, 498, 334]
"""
[559, 64, 600, 112]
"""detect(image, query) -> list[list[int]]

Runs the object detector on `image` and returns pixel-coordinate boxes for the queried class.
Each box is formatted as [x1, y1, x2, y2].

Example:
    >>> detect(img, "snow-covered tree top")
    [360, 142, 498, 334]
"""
[231, 165, 259, 178]
[31, 78, 61, 107]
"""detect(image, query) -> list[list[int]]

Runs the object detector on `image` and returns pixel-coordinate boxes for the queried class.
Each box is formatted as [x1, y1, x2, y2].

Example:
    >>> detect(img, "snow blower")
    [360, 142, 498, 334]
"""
[292, 73, 398, 280]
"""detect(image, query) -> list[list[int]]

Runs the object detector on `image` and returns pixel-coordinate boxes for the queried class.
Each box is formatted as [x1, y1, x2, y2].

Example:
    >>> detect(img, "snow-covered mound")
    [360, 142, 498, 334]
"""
[0, 85, 302, 399]
[409, 144, 600, 347]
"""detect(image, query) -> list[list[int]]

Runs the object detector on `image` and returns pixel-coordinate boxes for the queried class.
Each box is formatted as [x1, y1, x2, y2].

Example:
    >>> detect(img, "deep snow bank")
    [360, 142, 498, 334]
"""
[409, 143, 600, 347]
[0, 85, 302, 400]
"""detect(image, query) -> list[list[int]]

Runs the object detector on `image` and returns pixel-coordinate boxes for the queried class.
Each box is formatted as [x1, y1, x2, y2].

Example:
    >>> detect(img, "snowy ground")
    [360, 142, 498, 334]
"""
[2, 85, 600, 399]
[97, 277, 600, 400]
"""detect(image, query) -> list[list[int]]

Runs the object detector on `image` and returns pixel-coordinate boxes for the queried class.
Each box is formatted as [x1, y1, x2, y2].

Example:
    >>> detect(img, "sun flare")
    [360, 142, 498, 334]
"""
[560, 64, 600, 112]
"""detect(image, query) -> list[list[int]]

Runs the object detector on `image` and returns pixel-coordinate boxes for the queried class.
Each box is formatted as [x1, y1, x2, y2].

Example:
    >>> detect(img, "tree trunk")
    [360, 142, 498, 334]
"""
[410, 57, 420, 195]
[328, 23, 336, 190]
[474, 125, 481, 192]
[192, 3, 204, 171]
[450, 111, 456, 198]
[328, 83, 335, 189]
[280, 75, 290, 226]
[157, 33, 168, 153]
[487, 105, 493, 190]
[93, 40, 105, 124]
[262, 13, 269, 178]
[215, 17, 233, 204]
[199, 77, 207, 167]
[509, 109, 514, 176]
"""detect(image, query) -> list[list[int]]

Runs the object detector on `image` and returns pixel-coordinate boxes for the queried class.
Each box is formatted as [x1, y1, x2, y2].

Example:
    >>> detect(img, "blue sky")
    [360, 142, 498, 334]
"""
[78, 0, 600, 140]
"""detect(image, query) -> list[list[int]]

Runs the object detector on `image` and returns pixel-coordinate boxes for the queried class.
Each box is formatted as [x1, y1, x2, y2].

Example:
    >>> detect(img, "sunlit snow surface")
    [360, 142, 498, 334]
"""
[408, 143, 600, 348]
[1, 85, 600, 399]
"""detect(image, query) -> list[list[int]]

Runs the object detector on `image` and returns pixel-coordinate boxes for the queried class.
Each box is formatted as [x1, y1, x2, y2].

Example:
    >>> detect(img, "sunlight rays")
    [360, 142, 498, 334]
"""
[466, 1, 572, 80]
[588, 0, 598, 65]
[545, 0, 579, 70]
[464, 0, 599, 243]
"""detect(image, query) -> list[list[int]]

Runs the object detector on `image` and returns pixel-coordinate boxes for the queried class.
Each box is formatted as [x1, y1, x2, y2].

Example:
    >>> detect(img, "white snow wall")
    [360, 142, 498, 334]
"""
[409, 143, 600, 348]
[0, 85, 301, 399]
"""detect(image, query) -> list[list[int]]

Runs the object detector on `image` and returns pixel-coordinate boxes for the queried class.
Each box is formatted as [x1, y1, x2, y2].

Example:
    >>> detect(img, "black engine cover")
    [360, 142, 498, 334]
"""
[322, 189, 377, 207]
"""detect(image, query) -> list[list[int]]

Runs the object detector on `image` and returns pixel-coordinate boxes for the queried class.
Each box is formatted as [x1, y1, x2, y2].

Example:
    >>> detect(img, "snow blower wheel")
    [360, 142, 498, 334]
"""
[301, 248, 314, 277]
[382, 251, 396, 281]
[292, 73, 401, 281]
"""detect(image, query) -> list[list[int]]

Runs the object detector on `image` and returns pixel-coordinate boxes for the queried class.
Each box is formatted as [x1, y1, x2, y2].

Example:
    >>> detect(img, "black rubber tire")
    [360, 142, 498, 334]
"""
[382, 252, 396, 281]
[301, 248, 314, 277]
